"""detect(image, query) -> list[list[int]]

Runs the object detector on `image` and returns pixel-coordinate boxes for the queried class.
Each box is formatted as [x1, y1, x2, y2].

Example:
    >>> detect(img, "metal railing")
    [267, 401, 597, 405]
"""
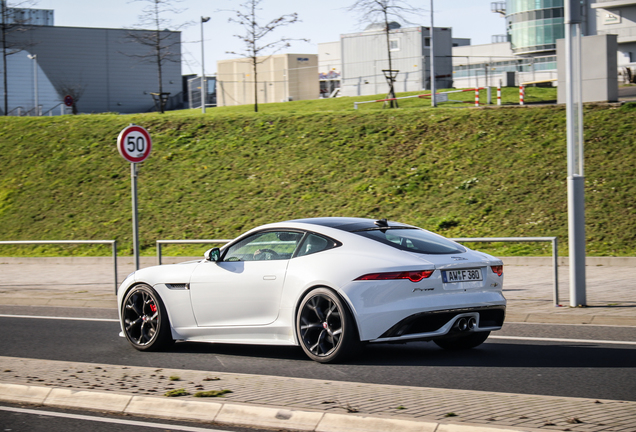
[450, 237, 559, 306]
[0, 240, 118, 292]
[156, 239, 231, 265]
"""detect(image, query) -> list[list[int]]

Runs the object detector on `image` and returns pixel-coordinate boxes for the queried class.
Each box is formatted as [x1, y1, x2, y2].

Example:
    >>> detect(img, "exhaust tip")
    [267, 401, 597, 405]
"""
[456, 317, 468, 331]
[467, 317, 477, 330]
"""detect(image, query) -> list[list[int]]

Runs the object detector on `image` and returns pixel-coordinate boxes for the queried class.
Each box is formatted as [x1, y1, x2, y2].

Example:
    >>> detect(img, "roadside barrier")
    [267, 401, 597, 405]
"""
[519, 85, 525, 105]
[353, 87, 485, 109]
[451, 236, 560, 306]
[0, 240, 118, 292]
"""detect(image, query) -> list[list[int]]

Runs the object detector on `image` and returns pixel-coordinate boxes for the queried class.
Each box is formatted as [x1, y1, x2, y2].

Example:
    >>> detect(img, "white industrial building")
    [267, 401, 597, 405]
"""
[336, 24, 454, 98]
[452, 0, 636, 96]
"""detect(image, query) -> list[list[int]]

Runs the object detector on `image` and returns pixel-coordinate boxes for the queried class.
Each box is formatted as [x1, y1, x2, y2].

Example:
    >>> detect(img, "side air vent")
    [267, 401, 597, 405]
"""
[166, 283, 189, 290]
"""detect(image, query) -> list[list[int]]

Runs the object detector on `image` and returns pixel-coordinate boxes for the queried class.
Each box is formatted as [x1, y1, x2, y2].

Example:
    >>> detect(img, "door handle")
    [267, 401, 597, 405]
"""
[263, 275, 276, 280]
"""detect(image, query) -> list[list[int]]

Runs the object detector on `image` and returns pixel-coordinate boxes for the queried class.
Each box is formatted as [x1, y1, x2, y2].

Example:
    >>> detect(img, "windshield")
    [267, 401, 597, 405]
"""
[353, 228, 466, 255]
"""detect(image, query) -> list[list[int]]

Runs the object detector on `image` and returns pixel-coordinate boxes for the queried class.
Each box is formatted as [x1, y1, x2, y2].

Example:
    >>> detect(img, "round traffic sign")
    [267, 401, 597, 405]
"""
[117, 125, 152, 163]
[64, 95, 73, 107]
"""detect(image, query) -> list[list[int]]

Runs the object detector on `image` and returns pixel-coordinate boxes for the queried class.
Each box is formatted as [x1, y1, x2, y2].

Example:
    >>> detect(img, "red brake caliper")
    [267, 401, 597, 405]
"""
[149, 304, 157, 313]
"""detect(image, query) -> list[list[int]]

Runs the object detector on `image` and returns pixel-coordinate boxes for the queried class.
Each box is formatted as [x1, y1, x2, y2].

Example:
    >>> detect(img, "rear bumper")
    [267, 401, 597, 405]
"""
[370, 305, 505, 343]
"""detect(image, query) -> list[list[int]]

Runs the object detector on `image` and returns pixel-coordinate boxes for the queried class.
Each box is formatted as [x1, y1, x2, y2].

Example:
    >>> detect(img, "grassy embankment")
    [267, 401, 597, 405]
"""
[1, 87, 635, 257]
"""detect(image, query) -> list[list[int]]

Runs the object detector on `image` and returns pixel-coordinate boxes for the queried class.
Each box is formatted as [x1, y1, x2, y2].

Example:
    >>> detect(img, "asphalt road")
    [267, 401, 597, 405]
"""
[0, 403, 266, 432]
[1, 313, 635, 402]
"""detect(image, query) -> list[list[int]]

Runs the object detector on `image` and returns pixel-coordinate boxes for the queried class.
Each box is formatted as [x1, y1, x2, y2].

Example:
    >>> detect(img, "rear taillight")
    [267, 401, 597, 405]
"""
[491, 265, 503, 276]
[355, 270, 434, 283]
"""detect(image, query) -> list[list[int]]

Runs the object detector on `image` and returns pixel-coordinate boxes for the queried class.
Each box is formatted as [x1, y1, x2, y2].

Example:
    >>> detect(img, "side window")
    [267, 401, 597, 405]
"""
[223, 231, 303, 262]
[297, 233, 333, 257]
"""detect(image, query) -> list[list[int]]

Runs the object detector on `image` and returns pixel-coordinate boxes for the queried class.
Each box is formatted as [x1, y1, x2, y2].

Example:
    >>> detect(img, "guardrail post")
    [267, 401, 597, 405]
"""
[113, 240, 118, 293]
[552, 237, 559, 306]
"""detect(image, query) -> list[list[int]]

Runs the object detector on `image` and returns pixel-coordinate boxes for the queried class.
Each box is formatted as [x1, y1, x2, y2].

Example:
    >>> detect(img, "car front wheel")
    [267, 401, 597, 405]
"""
[296, 288, 359, 363]
[122, 284, 173, 351]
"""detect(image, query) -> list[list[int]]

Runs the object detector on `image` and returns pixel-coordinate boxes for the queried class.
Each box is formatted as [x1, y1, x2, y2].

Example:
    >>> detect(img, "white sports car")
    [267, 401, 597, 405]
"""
[117, 217, 506, 363]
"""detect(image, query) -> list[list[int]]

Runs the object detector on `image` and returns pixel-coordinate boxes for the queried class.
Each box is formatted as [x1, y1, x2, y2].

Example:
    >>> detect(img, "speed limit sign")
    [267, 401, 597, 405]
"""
[117, 124, 152, 163]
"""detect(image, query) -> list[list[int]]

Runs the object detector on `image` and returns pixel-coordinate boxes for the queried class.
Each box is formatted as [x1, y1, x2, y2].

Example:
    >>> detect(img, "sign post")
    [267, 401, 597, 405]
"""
[117, 124, 152, 270]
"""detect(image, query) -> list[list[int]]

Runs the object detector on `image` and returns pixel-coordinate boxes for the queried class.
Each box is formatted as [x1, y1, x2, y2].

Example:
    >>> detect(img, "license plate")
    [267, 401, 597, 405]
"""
[442, 268, 483, 283]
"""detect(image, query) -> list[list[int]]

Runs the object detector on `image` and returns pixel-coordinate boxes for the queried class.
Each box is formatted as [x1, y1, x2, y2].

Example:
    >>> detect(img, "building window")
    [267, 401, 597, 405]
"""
[389, 38, 400, 51]
[604, 11, 621, 25]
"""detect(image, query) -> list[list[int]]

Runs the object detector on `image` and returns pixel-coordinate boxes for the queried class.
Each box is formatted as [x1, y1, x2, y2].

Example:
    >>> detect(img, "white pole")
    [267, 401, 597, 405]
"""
[565, 0, 586, 307]
[430, 0, 436, 107]
[131, 163, 139, 270]
[497, 80, 502, 106]
[28, 54, 38, 115]
[201, 17, 210, 114]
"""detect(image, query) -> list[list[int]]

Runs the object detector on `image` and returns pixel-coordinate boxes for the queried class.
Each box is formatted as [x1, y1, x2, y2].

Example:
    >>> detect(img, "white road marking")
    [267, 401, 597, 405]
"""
[0, 405, 232, 432]
[490, 335, 636, 346]
[0, 314, 118, 322]
[506, 321, 636, 328]
[1, 314, 635, 345]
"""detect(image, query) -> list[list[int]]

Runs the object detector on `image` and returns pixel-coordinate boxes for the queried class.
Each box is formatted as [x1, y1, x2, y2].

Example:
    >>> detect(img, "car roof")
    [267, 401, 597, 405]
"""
[289, 217, 414, 233]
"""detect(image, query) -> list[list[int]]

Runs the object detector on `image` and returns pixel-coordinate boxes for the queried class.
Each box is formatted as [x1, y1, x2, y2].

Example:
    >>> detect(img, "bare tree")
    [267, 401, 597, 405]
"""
[226, 0, 307, 113]
[54, 80, 86, 115]
[0, 0, 36, 115]
[126, 0, 185, 113]
[347, 0, 421, 108]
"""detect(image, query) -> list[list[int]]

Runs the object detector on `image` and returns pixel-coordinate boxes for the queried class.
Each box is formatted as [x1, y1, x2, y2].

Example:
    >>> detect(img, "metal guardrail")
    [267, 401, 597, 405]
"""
[451, 237, 559, 306]
[157, 236, 560, 305]
[0, 240, 118, 292]
[156, 239, 231, 265]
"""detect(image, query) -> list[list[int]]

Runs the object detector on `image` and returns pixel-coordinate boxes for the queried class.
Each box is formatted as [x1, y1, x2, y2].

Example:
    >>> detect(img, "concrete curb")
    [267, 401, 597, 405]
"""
[0, 383, 542, 432]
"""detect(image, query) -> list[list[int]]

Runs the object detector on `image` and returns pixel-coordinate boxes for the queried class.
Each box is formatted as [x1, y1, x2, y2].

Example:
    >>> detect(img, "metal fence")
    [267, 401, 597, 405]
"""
[156, 239, 231, 265]
[0, 237, 559, 303]
[450, 237, 559, 306]
[0, 240, 118, 292]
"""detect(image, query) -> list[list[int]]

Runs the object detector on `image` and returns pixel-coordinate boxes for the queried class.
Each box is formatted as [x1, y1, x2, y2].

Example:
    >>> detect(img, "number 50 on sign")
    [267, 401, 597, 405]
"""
[117, 125, 152, 163]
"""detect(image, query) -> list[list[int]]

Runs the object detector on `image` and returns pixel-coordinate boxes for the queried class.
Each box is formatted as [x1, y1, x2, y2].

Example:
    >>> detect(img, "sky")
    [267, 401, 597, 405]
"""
[36, 0, 506, 76]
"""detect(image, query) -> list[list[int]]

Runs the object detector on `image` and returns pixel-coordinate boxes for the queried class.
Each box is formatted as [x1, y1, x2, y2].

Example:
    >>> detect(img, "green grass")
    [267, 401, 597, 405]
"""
[1, 88, 634, 258]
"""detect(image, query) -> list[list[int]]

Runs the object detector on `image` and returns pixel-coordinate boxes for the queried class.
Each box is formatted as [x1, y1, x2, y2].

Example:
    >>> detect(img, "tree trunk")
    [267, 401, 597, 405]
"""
[253, 56, 258, 113]
[384, 9, 397, 108]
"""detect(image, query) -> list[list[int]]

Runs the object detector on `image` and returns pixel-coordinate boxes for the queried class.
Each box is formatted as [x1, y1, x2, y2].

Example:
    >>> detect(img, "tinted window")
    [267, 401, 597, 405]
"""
[223, 231, 304, 261]
[353, 228, 466, 255]
[296, 233, 338, 257]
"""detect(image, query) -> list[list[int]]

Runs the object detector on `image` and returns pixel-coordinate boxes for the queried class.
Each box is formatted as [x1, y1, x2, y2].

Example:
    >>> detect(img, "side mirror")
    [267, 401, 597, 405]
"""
[204, 247, 220, 262]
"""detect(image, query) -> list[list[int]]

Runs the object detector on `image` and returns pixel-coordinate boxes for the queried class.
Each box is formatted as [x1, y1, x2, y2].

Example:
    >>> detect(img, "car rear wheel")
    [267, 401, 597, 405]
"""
[433, 331, 491, 350]
[296, 288, 359, 363]
[122, 284, 173, 351]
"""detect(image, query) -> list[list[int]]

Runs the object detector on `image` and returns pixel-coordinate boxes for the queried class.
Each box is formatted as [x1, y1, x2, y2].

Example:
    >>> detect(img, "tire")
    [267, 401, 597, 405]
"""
[296, 288, 360, 363]
[121, 284, 173, 351]
[434, 331, 491, 350]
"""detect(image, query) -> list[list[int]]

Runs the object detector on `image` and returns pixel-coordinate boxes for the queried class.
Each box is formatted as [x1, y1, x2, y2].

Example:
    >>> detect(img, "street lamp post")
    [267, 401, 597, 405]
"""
[565, 0, 586, 306]
[27, 54, 38, 115]
[201, 16, 210, 114]
[430, 0, 436, 107]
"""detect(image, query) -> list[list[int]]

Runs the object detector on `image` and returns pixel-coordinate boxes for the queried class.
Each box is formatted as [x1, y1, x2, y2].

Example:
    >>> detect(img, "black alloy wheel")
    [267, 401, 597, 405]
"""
[296, 288, 359, 363]
[122, 284, 173, 351]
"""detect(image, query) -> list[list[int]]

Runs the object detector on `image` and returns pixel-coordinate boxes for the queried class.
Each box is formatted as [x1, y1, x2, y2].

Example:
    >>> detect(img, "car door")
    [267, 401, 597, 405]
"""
[189, 230, 304, 327]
